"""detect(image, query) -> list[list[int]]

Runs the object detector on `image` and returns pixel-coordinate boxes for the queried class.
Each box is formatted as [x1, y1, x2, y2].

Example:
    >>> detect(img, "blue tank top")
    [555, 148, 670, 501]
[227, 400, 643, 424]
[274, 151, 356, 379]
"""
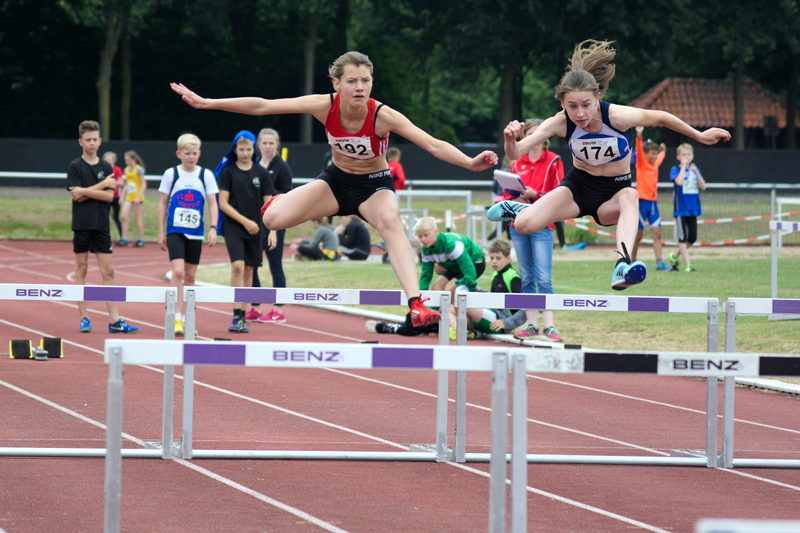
[565, 101, 631, 166]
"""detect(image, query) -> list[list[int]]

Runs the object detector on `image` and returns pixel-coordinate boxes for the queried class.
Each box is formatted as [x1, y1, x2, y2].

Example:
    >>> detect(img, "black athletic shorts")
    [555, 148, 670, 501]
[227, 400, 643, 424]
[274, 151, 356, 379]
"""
[559, 167, 632, 226]
[316, 165, 395, 216]
[73, 229, 112, 254]
[675, 215, 698, 244]
[166, 233, 203, 264]
[443, 261, 486, 285]
[224, 233, 262, 266]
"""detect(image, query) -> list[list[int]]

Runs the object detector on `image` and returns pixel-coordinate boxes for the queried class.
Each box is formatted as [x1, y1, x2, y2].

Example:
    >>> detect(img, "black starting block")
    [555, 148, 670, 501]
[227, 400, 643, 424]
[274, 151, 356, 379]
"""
[7, 337, 63, 360]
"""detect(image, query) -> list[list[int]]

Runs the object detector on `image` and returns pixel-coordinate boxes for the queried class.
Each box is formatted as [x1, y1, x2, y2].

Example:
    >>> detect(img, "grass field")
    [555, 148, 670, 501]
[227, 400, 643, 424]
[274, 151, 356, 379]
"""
[2, 185, 798, 357]
[199, 245, 800, 355]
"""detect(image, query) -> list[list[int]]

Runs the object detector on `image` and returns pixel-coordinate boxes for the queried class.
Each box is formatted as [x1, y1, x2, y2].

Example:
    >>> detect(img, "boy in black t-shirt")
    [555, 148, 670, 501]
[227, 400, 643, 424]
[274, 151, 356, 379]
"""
[216, 131, 276, 332]
[66, 120, 139, 334]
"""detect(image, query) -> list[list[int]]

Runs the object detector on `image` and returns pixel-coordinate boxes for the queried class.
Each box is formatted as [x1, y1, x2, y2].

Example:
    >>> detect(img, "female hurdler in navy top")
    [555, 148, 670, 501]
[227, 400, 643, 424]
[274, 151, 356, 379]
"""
[488, 40, 730, 290]
[171, 51, 497, 326]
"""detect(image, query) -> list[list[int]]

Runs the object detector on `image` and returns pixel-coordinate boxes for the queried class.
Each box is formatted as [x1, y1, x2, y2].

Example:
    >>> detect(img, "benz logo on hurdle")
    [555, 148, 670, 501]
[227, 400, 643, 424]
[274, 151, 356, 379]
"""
[292, 292, 340, 302]
[15, 288, 63, 298]
[672, 358, 741, 371]
[272, 350, 342, 362]
[561, 298, 608, 308]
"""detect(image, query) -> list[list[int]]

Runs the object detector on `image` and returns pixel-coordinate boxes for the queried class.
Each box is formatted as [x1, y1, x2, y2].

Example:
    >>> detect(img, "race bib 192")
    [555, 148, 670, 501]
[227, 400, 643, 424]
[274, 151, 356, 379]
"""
[327, 134, 375, 160]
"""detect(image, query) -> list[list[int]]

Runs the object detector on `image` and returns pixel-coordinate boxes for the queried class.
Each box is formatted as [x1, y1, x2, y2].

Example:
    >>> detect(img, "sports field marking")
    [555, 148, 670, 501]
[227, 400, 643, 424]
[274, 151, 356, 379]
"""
[0, 355, 671, 533]
[3, 303, 799, 486]
[322, 367, 668, 455]
[450, 461, 673, 533]
[0, 377, 351, 532]
[3, 319, 799, 533]
[531, 375, 800, 437]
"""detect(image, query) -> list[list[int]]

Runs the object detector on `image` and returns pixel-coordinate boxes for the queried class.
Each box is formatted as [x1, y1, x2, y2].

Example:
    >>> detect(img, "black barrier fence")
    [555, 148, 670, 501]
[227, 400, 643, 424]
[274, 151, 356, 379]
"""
[0, 138, 799, 186]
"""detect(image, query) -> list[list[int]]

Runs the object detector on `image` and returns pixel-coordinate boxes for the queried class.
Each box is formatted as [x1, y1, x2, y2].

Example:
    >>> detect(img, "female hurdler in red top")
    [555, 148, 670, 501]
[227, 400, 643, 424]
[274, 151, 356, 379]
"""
[171, 51, 497, 326]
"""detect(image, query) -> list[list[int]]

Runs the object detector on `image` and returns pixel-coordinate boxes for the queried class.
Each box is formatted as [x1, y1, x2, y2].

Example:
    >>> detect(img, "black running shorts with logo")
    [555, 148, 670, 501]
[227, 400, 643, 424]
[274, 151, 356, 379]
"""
[558, 167, 632, 226]
[73, 229, 112, 254]
[316, 165, 395, 216]
[166, 233, 203, 264]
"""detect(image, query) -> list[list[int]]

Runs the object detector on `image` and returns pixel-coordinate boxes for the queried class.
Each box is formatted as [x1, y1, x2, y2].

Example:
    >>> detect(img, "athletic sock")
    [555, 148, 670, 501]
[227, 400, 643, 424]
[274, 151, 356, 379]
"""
[407, 296, 419, 308]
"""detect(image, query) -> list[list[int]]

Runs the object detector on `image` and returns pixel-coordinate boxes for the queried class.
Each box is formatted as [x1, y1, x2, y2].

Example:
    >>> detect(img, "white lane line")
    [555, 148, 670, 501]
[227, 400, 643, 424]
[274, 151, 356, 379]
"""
[0, 377, 350, 533]
[323, 368, 669, 455]
[530, 375, 800, 436]
[0, 366, 669, 533]
[448, 461, 672, 533]
[3, 299, 800, 497]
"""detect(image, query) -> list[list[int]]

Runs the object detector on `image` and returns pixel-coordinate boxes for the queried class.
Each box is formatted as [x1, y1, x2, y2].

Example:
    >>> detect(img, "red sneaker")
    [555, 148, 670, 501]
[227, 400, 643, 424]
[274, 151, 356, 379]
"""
[409, 297, 441, 327]
[260, 193, 283, 216]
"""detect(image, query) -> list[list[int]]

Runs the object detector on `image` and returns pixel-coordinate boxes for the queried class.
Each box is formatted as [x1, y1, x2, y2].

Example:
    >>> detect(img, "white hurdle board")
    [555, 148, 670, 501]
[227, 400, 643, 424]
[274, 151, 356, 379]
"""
[451, 291, 720, 465]
[103, 341, 800, 533]
[0, 283, 177, 458]
[180, 287, 453, 461]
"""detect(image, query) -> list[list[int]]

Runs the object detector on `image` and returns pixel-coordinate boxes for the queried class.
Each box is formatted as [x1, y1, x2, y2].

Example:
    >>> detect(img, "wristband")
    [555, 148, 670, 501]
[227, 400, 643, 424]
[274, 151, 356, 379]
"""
[209, 226, 217, 233]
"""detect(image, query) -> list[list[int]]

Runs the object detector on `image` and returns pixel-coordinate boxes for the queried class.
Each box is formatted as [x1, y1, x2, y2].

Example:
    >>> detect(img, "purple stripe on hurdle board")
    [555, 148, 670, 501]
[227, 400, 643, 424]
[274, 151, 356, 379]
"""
[505, 294, 546, 309]
[359, 290, 402, 305]
[234, 288, 276, 304]
[775, 222, 800, 231]
[773, 299, 800, 314]
[372, 347, 434, 369]
[84, 286, 126, 301]
[628, 297, 670, 312]
[183, 343, 246, 365]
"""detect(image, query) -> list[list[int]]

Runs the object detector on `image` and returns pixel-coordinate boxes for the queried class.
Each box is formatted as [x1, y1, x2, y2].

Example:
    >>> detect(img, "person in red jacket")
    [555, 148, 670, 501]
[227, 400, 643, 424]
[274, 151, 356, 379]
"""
[500, 119, 564, 342]
[387, 147, 406, 190]
[171, 51, 497, 327]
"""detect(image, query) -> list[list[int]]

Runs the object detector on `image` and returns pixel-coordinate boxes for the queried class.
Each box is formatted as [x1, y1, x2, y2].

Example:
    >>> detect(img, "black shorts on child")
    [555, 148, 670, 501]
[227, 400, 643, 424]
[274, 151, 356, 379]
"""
[558, 167, 632, 226]
[166, 233, 203, 264]
[225, 233, 262, 267]
[316, 165, 395, 217]
[74, 229, 112, 254]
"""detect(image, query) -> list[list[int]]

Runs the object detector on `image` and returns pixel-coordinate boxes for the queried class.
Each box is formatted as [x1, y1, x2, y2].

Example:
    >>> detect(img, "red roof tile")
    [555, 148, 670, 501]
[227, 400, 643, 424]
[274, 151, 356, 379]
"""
[629, 77, 798, 129]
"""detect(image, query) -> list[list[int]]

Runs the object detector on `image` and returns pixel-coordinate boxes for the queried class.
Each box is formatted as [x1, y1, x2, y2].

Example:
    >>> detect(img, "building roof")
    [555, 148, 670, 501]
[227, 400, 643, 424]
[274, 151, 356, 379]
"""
[629, 77, 797, 129]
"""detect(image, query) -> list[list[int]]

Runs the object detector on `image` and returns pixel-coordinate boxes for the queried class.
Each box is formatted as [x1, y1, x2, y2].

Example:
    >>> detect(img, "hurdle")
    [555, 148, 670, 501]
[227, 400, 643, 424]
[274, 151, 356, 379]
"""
[501, 348, 800, 533]
[102, 338, 512, 533]
[453, 292, 722, 466]
[179, 287, 452, 460]
[770, 220, 800, 301]
[723, 296, 800, 468]
[103, 340, 800, 533]
[0, 283, 177, 457]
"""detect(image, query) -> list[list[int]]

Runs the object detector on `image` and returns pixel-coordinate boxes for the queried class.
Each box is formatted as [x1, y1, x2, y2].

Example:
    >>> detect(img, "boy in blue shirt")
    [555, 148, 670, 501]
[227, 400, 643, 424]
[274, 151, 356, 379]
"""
[668, 143, 706, 272]
[157, 133, 219, 336]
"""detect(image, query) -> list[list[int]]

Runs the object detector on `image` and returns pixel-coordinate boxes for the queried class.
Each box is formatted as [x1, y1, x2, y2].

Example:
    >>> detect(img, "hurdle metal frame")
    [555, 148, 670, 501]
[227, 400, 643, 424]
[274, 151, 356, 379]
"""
[770, 220, 800, 300]
[453, 292, 724, 466]
[501, 349, 800, 533]
[103, 341, 800, 533]
[0, 283, 177, 458]
[179, 287, 452, 460]
[723, 296, 800, 468]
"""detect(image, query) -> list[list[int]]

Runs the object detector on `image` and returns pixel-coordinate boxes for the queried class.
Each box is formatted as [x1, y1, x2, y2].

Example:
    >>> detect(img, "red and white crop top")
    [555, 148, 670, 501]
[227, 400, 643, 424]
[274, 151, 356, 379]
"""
[324, 93, 389, 160]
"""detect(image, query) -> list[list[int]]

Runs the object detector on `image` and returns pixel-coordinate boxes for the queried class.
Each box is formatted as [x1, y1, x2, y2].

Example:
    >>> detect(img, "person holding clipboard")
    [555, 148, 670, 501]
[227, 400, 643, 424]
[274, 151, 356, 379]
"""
[495, 119, 565, 342]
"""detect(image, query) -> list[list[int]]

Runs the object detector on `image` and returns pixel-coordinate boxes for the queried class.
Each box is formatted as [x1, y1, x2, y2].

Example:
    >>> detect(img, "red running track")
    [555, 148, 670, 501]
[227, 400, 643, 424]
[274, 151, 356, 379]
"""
[1, 239, 799, 533]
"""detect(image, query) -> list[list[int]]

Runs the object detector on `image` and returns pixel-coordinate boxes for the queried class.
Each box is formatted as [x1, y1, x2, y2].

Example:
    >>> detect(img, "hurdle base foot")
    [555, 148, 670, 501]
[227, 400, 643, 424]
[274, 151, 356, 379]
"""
[409, 443, 454, 462]
[144, 441, 182, 456]
[670, 449, 711, 459]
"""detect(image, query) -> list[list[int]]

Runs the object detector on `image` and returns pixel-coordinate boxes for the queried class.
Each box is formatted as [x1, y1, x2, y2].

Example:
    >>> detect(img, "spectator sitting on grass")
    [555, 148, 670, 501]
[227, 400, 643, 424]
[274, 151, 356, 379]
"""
[290, 218, 340, 260]
[335, 214, 371, 261]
